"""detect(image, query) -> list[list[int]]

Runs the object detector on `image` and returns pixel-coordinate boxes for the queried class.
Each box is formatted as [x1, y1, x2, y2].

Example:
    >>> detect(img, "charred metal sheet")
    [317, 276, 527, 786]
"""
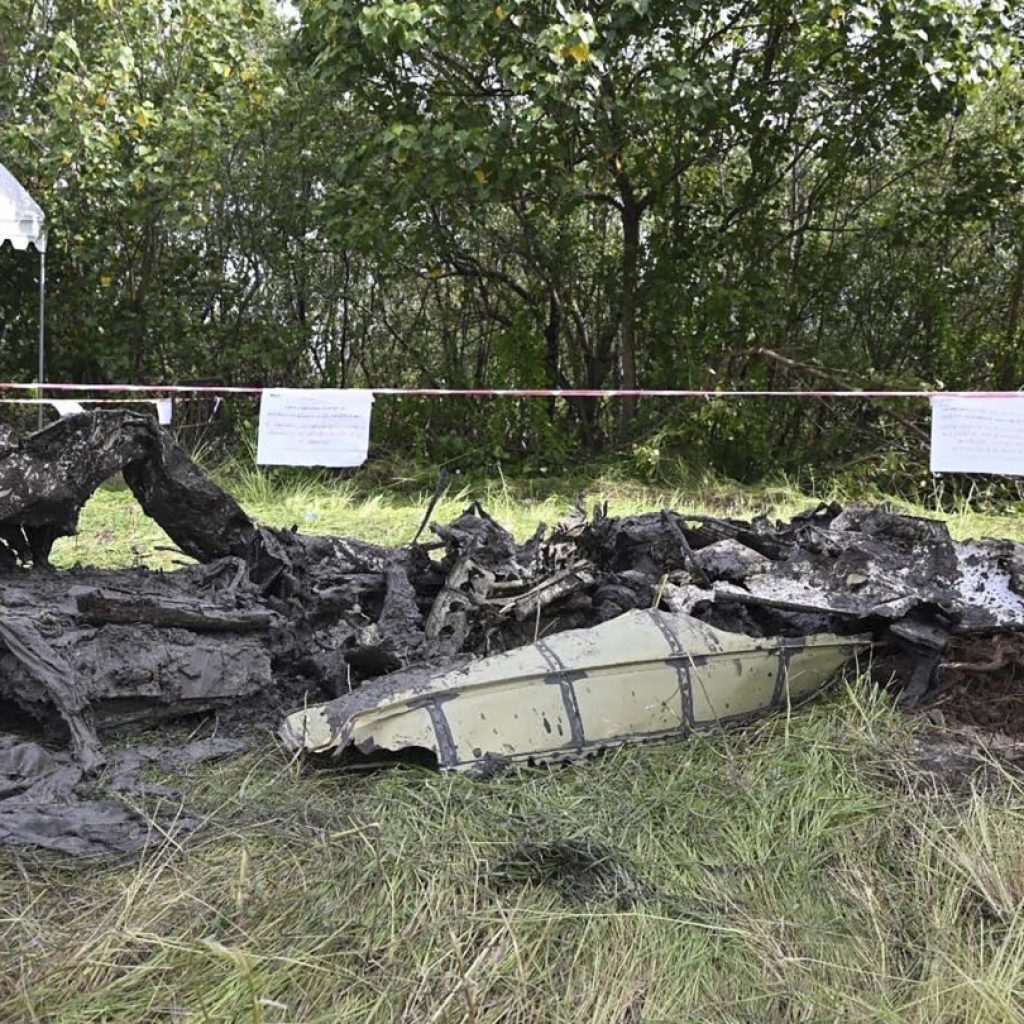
[0, 733, 244, 855]
[279, 611, 869, 773]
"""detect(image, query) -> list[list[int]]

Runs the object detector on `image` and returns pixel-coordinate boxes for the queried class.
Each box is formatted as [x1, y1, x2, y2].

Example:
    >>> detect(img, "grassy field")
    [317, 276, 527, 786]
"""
[3, 468, 1024, 1023]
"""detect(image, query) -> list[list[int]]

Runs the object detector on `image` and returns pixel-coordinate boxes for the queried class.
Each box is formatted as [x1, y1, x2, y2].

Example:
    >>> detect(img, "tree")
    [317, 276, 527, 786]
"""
[1, 0, 312, 383]
[297, 0, 1010, 421]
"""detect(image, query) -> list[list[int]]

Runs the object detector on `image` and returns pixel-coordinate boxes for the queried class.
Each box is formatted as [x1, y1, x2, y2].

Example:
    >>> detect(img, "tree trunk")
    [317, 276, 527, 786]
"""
[620, 198, 641, 423]
[998, 239, 1024, 390]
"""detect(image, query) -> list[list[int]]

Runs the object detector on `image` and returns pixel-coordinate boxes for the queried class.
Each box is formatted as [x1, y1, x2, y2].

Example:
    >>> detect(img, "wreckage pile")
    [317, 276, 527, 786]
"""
[2, 410, 1023, 853]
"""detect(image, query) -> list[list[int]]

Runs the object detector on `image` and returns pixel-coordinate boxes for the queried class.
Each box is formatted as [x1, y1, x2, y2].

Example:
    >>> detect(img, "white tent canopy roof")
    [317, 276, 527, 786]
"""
[0, 160, 45, 252]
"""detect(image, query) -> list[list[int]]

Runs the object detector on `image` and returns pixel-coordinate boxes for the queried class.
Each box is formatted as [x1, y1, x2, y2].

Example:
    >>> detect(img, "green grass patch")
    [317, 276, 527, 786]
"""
[50, 463, 1024, 571]
[6, 469, 1024, 1022]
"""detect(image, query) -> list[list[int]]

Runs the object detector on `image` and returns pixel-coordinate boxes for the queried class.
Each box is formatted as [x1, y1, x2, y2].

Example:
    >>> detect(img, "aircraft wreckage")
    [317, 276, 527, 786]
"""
[279, 614, 868, 773]
[1, 409, 1023, 852]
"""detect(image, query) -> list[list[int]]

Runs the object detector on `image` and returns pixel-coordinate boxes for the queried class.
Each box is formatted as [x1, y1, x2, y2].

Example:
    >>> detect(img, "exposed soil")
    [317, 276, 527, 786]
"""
[938, 635, 1024, 737]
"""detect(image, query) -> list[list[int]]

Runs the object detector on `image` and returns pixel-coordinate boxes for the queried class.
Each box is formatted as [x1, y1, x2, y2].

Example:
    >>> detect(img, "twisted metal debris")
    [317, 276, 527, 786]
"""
[1, 410, 1023, 851]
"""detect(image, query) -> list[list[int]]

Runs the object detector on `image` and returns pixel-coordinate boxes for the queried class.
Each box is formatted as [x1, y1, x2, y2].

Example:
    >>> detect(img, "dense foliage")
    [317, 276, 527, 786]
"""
[1, 0, 1021, 483]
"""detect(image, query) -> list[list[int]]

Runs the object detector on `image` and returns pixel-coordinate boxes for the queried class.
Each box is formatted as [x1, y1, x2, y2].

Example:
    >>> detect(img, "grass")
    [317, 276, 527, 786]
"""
[4, 466, 1024, 1022]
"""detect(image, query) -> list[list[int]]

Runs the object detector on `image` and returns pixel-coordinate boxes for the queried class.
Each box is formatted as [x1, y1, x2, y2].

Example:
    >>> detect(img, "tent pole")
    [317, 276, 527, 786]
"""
[37, 248, 45, 429]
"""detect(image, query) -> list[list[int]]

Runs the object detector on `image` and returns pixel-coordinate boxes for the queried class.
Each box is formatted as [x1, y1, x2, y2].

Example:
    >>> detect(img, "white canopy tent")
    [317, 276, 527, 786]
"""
[0, 160, 47, 425]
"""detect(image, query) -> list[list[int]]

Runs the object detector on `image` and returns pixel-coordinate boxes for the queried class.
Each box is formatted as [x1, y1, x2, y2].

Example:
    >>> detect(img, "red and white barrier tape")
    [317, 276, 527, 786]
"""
[0, 396, 169, 405]
[0, 382, 1021, 399]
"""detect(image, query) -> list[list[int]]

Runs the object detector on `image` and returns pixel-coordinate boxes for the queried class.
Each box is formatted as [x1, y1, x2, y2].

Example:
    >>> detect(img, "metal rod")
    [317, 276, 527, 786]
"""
[37, 247, 45, 429]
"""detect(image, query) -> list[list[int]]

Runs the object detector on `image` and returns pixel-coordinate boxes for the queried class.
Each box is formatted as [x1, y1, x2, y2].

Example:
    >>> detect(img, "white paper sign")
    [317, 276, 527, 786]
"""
[51, 400, 85, 417]
[930, 396, 1024, 475]
[154, 398, 173, 425]
[256, 388, 374, 467]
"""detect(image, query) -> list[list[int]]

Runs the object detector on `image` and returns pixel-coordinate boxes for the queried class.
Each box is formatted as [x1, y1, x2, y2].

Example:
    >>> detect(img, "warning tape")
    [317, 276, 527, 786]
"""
[0, 382, 1022, 399]
[0, 382, 260, 395]
[0, 396, 168, 405]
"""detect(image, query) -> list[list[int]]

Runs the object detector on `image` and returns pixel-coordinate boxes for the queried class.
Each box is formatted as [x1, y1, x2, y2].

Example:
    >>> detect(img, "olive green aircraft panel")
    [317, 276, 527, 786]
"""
[685, 637, 854, 723]
[347, 703, 440, 760]
[687, 653, 779, 721]
[448, 642, 569, 686]
[279, 610, 870, 774]
[286, 704, 336, 754]
[788, 644, 863, 699]
[572, 663, 685, 741]
[444, 679, 572, 760]
[286, 700, 441, 759]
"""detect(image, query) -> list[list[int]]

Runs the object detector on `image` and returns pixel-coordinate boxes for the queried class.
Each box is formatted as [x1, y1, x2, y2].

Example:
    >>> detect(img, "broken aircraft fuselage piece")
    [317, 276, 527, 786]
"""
[280, 609, 869, 774]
